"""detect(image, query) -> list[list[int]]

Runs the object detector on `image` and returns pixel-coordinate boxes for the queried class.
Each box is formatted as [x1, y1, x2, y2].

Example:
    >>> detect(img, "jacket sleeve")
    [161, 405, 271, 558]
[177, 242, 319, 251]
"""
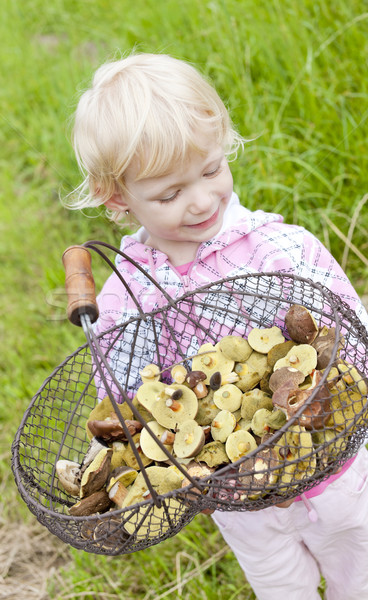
[294, 227, 368, 333]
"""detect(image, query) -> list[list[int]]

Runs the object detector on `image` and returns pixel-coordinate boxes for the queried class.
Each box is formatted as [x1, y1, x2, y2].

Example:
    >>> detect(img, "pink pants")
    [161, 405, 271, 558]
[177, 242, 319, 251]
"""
[212, 447, 368, 600]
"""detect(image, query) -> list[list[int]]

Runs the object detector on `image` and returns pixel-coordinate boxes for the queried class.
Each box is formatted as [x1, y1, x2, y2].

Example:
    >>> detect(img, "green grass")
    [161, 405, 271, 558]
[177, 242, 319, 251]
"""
[1, 0, 368, 598]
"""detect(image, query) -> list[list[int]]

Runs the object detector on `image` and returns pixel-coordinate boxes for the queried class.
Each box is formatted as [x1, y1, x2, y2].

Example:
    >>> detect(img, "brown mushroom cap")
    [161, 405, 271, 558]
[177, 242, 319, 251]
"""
[311, 327, 342, 369]
[192, 343, 234, 384]
[213, 384, 243, 412]
[211, 409, 237, 442]
[273, 344, 317, 377]
[285, 304, 319, 344]
[87, 418, 143, 443]
[80, 447, 112, 498]
[69, 489, 112, 516]
[139, 421, 174, 462]
[173, 419, 205, 459]
[56, 460, 81, 496]
[218, 335, 253, 362]
[86, 396, 133, 440]
[269, 366, 305, 392]
[225, 430, 257, 462]
[247, 326, 285, 354]
[273, 370, 331, 429]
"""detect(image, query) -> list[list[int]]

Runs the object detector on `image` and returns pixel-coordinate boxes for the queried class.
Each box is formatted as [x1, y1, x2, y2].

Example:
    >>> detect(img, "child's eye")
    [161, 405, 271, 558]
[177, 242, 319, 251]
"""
[157, 191, 180, 204]
[204, 164, 222, 178]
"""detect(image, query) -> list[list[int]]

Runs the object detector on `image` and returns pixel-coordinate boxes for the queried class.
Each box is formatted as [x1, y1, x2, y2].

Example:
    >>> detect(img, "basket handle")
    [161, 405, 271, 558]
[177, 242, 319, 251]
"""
[62, 245, 99, 326]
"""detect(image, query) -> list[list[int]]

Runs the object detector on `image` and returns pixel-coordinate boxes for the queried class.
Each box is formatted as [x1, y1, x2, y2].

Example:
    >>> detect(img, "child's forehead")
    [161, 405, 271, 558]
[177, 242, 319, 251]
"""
[130, 133, 223, 183]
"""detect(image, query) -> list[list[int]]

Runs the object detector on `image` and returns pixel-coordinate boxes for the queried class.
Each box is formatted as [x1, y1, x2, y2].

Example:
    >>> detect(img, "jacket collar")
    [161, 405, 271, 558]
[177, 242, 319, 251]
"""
[116, 192, 283, 268]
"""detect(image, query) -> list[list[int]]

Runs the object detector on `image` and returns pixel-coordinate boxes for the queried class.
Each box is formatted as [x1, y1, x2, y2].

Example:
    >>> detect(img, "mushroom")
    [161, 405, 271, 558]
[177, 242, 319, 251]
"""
[80, 437, 110, 477]
[272, 370, 331, 429]
[136, 381, 166, 413]
[150, 384, 198, 429]
[122, 432, 153, 470]
[327, 388, 367, 431]
[185, 370, 207, 388]
[139, 363, 161, 383]
[194, 441, 230, 468]
[108, 480, 129, 507]
[192, 343, 234, 384]
[122, 466, 182, 509]
[93, 517, 130, 549]
[106, 466, 138, 492]
[213, 384, 243, 412]
[110, 441, 127, 470]
[265, 408, 287, 430]
[171, 364, 188, 384]
[247, 326, 285, 354]
[69, 489, 112, 516]
[211, 410, 237, 442]
[285, 304, 319, 344]
[267, 340, 296, 369]
[132, 394, 153, 424]
[268, 366, 305, 393]
[238, 448, 279, 498]
[173, 419, 205, 458]
[139, 421, 174, 462]
[337, 361, 368, 396]
[225, 430, 257, 462]
[196, 391, 220, 426]
[241, 388, 273, 421]
[312, 327, 344, 369]
[87, 418, 143, 443]
[122, 470, 185, 538]
[273, 344, 317, 377]
[251, 408, 273, 437]
[80, 447, 112, 498]
[234, 352, 269, 392]
[181, 461, 215, 500]
[56, 459, 81, 496]
[218, 335, 253, 362]
[86, 395, 133, 439]
[209, 371, 222, 391]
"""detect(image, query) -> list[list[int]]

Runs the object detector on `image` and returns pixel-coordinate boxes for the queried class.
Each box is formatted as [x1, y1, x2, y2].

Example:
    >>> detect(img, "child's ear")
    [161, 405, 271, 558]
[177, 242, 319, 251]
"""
[104, 192, 129, 212]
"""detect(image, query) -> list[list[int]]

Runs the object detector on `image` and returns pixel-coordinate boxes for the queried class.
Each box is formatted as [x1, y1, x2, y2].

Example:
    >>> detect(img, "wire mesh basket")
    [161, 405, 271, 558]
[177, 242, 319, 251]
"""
[12, 241, 368, 556]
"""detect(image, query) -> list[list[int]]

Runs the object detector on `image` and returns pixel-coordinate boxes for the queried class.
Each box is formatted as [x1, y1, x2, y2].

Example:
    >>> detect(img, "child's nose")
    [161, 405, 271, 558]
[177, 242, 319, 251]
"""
[189, 187, 214, 214]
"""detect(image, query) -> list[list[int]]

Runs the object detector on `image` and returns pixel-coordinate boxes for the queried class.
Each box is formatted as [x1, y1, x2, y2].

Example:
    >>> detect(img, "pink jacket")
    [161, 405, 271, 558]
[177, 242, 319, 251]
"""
[93, 192, 368, 399]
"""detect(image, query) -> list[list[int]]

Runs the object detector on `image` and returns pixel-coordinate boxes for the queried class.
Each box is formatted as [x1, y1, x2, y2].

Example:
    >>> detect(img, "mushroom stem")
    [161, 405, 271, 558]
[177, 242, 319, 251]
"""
[108, 481, 129, 507]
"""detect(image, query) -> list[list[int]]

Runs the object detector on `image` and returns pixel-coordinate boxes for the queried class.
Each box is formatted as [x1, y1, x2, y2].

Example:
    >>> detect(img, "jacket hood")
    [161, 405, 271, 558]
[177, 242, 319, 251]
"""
[116, 192, 283, 268]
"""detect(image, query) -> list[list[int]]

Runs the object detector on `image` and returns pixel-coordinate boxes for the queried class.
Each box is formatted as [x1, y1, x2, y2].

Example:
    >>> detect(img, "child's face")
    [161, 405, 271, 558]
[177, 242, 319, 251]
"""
[121, 141, 233, 265]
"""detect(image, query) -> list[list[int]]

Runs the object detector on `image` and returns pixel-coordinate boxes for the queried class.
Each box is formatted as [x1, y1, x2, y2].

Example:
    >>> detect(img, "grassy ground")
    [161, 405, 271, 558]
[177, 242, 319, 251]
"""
[1, 0, 368, 598]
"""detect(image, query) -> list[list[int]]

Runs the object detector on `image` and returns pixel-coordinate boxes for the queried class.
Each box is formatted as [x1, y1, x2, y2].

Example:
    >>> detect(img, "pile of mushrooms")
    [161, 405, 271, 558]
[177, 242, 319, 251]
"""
[56, 303, 368, 521]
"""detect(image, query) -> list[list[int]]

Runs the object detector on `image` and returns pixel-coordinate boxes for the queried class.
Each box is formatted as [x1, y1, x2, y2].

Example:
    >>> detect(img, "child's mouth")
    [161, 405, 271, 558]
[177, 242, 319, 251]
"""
[186, 207, 220, 230]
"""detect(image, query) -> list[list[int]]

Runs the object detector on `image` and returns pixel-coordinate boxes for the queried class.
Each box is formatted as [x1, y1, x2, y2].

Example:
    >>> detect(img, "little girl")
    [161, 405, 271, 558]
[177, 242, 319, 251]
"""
[69, 52, 368, 600]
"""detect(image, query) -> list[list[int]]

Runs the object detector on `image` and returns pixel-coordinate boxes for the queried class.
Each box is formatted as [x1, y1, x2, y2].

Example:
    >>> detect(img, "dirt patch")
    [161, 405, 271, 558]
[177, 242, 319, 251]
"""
[0, 520, 69, 600]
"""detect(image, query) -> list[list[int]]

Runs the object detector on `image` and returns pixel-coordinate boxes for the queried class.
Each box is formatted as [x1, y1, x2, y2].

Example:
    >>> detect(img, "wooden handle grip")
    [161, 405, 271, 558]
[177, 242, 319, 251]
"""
[62, 245, 99, 326]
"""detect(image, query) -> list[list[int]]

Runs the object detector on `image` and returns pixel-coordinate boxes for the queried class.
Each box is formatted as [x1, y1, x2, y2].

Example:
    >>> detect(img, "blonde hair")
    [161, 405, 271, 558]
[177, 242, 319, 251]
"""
[68, 52, 244, 223]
